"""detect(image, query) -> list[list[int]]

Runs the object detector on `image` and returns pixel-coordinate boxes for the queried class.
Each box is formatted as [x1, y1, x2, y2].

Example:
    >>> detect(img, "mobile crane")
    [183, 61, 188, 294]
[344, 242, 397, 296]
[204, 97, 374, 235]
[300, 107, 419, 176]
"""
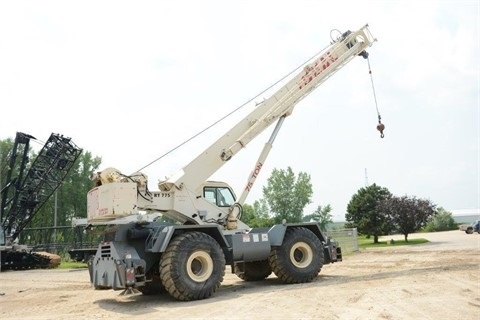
[87, 24, 378, 300]
[0, 132, 82, 270]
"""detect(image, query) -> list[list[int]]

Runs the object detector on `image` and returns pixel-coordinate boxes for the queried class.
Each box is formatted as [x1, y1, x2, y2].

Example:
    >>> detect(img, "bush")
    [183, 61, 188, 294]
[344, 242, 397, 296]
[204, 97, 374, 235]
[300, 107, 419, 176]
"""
[424, 208, 457, 232]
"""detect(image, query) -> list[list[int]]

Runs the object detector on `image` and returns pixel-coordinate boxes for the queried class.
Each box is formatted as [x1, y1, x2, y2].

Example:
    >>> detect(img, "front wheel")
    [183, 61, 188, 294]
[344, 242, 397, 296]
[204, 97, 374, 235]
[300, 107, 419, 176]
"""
[269, 227, 324, 284]
[160, 231, 225, 301]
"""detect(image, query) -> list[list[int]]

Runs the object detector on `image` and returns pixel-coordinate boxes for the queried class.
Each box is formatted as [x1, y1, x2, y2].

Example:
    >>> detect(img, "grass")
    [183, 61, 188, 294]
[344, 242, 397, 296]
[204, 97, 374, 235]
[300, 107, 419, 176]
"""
[58, 261, 88, 269]
[358, 235, 429, 249]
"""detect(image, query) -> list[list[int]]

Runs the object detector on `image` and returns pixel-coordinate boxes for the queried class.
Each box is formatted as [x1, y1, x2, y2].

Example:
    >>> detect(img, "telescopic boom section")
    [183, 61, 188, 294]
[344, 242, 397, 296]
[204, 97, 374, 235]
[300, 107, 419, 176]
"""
[162, 25, 376, 192]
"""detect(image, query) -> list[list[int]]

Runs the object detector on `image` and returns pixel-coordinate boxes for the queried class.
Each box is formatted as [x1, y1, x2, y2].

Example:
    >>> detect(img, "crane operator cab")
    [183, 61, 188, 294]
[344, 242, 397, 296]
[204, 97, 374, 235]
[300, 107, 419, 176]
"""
[200, 181, 236, 208]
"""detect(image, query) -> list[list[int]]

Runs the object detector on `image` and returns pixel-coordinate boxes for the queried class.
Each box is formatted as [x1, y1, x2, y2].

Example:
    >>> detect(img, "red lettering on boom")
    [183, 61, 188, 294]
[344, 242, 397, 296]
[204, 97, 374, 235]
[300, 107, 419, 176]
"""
[298, 51, 338, 90]
[244, 162, 263, 192]
[252, 162, 263, 178]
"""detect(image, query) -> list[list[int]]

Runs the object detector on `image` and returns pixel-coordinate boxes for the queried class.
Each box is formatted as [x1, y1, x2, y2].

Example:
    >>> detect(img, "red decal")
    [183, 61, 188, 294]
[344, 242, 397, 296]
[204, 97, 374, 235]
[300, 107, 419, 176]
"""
[298, 51, 338, 90]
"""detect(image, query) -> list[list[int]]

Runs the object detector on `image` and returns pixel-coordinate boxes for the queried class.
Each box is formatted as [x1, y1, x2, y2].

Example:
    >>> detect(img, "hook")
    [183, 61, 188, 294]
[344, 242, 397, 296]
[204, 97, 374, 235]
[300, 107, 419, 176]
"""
[376, 115, 385, 138]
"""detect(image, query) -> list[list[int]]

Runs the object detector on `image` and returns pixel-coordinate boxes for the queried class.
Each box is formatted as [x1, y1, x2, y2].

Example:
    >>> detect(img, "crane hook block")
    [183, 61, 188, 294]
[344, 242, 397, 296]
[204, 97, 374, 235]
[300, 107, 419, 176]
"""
[376, 122, 385, 138]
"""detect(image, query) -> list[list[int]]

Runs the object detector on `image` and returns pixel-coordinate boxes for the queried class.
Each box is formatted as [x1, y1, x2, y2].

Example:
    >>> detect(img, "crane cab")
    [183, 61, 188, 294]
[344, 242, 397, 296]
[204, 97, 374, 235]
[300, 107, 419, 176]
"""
[197, 181, 237, 208]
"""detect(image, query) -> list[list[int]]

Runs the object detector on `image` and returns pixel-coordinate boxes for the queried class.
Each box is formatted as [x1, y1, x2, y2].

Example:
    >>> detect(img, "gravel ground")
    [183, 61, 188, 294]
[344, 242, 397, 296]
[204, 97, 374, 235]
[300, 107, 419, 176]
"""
[1, 230, 479, 320]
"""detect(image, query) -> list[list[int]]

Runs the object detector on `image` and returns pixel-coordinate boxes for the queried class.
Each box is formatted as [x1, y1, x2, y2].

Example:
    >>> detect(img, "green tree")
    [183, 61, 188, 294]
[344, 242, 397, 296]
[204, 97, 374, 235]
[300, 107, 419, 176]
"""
[424, 207, 457, 232]
[345, 183, 392, 243]
[0, 137, 14, 193]
[17, 150, 101, 248]
[379, 195, 436, 241]
[240, 200, 274, 227]
[31, 151, 102, 228]
[240, 203, 255, 226]
[303, 204, 333, 231]
[251, 199, 275, 227]
[263, 167, 313, 223]
[0, 135, 27, 194]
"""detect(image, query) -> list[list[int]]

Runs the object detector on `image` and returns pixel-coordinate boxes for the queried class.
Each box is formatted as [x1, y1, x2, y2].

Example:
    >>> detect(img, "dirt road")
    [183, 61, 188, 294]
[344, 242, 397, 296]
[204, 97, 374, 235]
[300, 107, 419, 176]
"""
[1, 230, 479, 319]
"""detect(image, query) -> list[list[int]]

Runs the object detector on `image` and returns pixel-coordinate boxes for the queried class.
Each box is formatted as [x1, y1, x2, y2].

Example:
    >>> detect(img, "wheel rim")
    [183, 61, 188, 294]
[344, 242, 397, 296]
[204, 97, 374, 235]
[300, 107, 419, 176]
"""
[186, 250, 214, 282]
[289, 241, 313, 268]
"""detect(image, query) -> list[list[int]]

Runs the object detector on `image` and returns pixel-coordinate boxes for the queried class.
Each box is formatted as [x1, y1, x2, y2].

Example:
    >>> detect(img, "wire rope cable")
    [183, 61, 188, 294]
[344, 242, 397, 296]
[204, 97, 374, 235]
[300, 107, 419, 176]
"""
[367, 57, 385, 138]
[137, 42, 333, 172]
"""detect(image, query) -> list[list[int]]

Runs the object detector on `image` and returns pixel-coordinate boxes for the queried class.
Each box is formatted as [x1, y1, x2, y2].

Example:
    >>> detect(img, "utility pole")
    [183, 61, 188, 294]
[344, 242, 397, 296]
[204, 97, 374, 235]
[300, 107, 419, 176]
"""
[364, 168, 369, 187]
[54, 190, 57, 250]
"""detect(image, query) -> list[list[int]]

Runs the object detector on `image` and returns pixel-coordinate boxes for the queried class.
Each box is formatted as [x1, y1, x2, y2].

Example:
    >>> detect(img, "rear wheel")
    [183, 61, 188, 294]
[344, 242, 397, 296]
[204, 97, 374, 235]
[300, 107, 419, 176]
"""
[269, 227, 324, 284]
[234, 260, 272, 281]
[160, 231, 225, 301]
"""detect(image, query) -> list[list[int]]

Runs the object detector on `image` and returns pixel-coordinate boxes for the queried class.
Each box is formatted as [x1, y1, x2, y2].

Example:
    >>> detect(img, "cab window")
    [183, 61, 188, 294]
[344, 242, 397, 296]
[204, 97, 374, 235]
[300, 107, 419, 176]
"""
[203, 186, 235, 207]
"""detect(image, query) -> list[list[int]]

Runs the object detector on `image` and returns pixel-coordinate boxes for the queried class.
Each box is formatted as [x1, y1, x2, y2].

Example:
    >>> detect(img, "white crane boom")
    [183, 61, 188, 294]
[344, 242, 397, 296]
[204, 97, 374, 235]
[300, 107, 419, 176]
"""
[163, 25, 376, 193]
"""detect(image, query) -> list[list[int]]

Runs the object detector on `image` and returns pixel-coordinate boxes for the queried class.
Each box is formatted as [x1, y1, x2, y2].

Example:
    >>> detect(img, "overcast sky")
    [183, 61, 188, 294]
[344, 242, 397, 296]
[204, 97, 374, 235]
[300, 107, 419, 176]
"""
[0, 1, 478, 221]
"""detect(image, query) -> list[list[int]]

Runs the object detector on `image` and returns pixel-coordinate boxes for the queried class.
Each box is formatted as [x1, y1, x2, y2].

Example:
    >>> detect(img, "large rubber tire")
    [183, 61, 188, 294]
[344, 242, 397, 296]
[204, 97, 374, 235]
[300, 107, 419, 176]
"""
[466, 227, 473, 234]
[234, 260, 272, 281]
[268, 227, 324, 284]
[159, 231, 225, 301]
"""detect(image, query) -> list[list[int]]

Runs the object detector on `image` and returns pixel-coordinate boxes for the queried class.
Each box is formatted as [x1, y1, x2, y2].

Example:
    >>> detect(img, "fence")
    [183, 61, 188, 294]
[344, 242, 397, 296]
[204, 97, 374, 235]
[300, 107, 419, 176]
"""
[326, 228, 358, 254]
[18, 225, 103, 258]
[17, 225, 359, 259]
